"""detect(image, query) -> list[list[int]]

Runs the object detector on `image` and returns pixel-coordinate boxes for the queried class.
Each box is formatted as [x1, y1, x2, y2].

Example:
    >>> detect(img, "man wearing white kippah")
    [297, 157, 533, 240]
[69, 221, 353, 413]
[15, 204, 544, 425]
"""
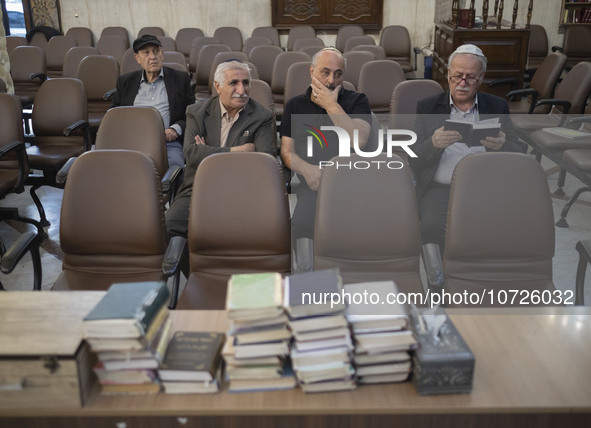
[410, 44, 525, 252]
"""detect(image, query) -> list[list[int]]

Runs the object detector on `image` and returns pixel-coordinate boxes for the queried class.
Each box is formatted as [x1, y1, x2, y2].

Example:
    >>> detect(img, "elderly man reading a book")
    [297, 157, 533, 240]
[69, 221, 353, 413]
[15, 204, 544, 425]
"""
[410, 44, 525, 252]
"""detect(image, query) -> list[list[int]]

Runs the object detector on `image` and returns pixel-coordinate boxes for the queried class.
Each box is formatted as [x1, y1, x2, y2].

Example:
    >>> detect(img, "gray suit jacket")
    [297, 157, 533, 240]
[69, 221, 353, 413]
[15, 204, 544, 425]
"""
[179, 96, 275, 194]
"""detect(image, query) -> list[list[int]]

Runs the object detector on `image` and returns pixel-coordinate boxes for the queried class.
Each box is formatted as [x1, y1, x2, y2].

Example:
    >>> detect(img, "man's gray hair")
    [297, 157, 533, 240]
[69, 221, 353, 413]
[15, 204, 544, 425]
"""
[214, 60, 251, 87]
[311, 47, 347, 70]
[448, 44, 487, 74]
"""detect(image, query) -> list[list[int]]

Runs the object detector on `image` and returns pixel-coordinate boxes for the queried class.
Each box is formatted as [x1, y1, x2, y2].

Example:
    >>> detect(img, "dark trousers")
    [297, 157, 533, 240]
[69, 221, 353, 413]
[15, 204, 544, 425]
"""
[419, 183, 451, 252]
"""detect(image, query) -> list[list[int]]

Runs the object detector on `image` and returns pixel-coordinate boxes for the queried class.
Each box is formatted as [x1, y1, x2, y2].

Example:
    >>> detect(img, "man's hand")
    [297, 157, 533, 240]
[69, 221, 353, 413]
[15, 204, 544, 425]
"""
[481, 130, 505, 151]
[165, 128, 179, 142]
[310, 77, 340, 110]
[432, 126, 461, 150]
[302, 162, 322, 191]
[230, 143, 255, 152]
[194, 135, 206, 145]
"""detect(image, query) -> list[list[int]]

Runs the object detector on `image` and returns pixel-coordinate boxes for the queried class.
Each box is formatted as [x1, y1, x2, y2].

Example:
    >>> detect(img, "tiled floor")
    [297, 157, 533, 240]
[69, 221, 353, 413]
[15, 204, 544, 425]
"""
[1, 158, 590, 304]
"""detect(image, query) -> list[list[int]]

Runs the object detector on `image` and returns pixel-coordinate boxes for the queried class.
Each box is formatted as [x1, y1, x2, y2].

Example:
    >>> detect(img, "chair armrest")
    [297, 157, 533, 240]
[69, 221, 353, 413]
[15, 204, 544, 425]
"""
[535, 99, 571, 126]
[161, 165, 183, 194]
[103, 88, 117, 101]
[489, 77, 518, 90]
[421, 243, 444, 293]
[64, 119, 92, 151]
[506, 88, 539, 109]
[163, 236, 187, 309]
[1, 231, 37, 274]
[0, 141, 28, 192]
[566, 116, 591, 127]
[56, 157, 77, 184]
[575, 240, 591, 305]
[29, 72, 47, 82]
[551, 45, 563, 53]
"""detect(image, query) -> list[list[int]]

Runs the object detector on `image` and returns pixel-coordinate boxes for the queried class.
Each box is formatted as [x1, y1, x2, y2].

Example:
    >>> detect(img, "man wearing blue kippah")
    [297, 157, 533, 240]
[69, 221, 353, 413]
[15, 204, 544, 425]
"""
[411, 44, 525, 252]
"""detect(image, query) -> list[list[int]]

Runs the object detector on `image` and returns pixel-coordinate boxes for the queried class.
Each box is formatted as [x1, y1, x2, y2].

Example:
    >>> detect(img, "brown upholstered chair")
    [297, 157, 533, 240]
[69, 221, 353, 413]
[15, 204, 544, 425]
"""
[287, 26, 315, 51]
[270, 51, 311, 118]
[96, 35, 127, 65]
[25, 78, 90, 227]
[75, 55, 119, 135]
[336, 25, 364, 53]
[99, 26, 130, 49]
[299, 45, 324, 58]
[526, 24, 548, 76]
[194, 44, 231, 97]
[62, 46, 100, 78]
[213, 26, 243, 52]
[158, 36, 177, 52]
[293, 37, 324, 52]
[138, 27, 165, 38]
[177, 152, 291, 309]
[343, 50, 374, 90]
[9, 46, 46, 109]
[248, 44, 283, 85]
[344, 35, 376, 52]
[242, 36, 273, 57]
[284, 61, 312, 105]
[5, 36, 28, 54]
[252, 26, 280, 48]
[52, 150, 183, 300]
[45, 34, 78, 78]
[119, 48, 142, 75]
[357, 60, 406, 114]
[431, 152, 556, 305]
[163, 51, 188, 70]
[188, 37, 221, 77]
[380, 25, 413, 73]
[175, 27, 205, 61]
[351, 44, 387, 60]
[65, 27, 94, 47]
[575, 239, 591, 305]
[0, 94, 42, 290]
[314, 153, 424, 295]
[554, 26, 591, 71]
[249, 79, 278, 151]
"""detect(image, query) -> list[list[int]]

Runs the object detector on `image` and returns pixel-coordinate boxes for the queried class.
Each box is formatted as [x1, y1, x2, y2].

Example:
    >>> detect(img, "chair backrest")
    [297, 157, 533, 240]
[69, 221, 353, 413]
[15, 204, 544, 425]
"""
[553, 61, 591, 115]
[443, 152, 555, 300]
[247, 79, 278, 154]
[344, 35, 375, 52]
[343, 50, 374, 89]
[163, 62, 188, 73]
[119, 48, 142, 75]
[293, 37, 324, 52]
[287, 26, 315, 51]
[163, 51, 187, 68]
[188, 37, 220, 73]
[62, 46, 100, 78]
[179, 152, 291, 309]
[380, 25, 412, 71]
[6, 36, 28, 54]
[351, 44, 386, 60]
[242, 36, 273, 57]
[28, 31, 48, 52]
[10, 46, 46, 106]
[0, 93, 27, 195]
[252, 26, 280, 47]
[45, 35, 78, 78]
[299, 45, 324, 58]
[195, 44, 231, 87]
[336, 25, 364, 53]
[175, 27, 205, 58]
[65, 27, 94, 47]
[158, 36, 177, 52]
[75, 55, 119, 130]
[529, 52, 567, 105]
[562, 26, 591, 70]
[527, 24, 548, 70]
[54, 149, 167, 291]
[389, 79, 443, 130]
[357, 60, 406, 113]
[99, 26, 129, 48]
[208, 51, 250, 93]
[213, 26, 243, 52]
[248, 44, 284, 84]
[96, 35, 127, 64]
[95, 106, 168, 178]
[271, 51, 311, 94]
[31, 77, 87, 148]
[284, 61, 312, 103]
[314, 154, 423, 294]
[138, 27, 165, 38]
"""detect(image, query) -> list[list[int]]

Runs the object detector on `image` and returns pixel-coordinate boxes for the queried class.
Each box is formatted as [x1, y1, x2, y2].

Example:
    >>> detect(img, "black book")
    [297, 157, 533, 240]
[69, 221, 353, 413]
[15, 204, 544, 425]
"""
[444, 119, 501, 147]
[83, 281, 170, 339]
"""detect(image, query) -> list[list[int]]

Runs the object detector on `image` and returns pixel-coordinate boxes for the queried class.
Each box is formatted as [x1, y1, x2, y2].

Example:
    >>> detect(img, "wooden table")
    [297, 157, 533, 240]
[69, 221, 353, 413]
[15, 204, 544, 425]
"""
[0, 292, 590, 427]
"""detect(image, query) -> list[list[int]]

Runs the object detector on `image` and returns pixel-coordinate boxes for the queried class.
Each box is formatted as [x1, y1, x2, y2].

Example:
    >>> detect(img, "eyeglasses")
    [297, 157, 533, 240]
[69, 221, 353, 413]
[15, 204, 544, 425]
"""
[449, 75, 480, 85]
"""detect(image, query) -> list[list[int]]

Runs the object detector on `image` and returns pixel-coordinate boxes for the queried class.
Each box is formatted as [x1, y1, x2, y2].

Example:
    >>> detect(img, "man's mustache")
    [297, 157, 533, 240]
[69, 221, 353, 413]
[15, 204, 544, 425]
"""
[232, 94, 249, 98]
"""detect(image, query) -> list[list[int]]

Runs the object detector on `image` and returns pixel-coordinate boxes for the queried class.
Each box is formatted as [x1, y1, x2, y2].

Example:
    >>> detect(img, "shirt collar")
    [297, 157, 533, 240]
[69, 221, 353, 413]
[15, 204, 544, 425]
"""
[449, 92, 479, 113]
[219, 98, 243, 122]
[140, 68, 164, 83]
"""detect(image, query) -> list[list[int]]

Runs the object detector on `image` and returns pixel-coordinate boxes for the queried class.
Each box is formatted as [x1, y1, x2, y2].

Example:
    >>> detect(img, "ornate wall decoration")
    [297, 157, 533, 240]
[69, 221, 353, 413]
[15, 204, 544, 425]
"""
[29, 0, 61, 30]
[333, 0, 371, 21]
[284, 0, 321, 21]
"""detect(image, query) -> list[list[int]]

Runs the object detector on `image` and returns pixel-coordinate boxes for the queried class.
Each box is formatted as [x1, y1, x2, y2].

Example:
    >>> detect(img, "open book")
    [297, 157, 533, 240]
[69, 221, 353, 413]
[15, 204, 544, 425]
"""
[444, 118, 501, 147]
[542, 127, 591, 140]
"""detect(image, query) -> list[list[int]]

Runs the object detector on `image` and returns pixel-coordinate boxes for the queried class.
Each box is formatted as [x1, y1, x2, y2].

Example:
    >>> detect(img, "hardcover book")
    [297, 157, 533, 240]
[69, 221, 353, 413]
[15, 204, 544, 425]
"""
[284, 268, 344, 318]
[444, 119, 501, 147]
[226, 273, 284, 321]
[159, 331, 225, 382]
[83, 281, 170, 339]
[542, 127, 591, 140]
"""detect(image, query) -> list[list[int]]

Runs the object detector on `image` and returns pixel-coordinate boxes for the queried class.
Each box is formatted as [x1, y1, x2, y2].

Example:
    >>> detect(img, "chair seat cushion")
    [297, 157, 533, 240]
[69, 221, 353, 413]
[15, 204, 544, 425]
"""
[26, 145, 85, 169]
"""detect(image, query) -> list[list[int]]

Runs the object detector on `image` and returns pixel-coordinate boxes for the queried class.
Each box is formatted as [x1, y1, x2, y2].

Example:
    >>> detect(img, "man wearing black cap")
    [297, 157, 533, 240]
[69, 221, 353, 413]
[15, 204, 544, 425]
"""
[112, 34, 194, 169]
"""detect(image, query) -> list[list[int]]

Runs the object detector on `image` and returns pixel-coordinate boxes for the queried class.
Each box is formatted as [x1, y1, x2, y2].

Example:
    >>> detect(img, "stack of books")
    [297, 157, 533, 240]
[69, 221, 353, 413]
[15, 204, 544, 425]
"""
[345, 281, 416, 385]
[222, 272, 295, 392]
[158, 331, 225, 394]
[83, 281, 171, 395]
[285, 269, 356, 393]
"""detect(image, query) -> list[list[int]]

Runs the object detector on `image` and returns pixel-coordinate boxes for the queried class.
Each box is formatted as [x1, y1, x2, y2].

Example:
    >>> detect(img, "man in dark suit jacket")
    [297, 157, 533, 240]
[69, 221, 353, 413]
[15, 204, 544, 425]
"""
[410, 44, 525, 251]
[112, 34, 194, 169]
[166, 60, 275, 239]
